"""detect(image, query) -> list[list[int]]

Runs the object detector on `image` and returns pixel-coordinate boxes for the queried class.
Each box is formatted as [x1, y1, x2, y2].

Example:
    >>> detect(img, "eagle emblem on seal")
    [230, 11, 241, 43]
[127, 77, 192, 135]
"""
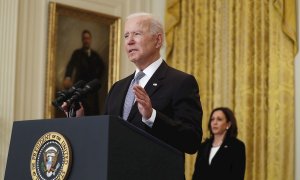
[42, 146, 60, 177]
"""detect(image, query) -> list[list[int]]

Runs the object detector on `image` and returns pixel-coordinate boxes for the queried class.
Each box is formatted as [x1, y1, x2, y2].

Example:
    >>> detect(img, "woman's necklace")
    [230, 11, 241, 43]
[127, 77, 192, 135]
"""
[212, 140, 223, 147]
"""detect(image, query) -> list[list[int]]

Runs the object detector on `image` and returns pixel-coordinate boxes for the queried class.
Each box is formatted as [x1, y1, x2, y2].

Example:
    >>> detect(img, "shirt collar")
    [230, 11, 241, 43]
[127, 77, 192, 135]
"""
[135, 57, 163, 77]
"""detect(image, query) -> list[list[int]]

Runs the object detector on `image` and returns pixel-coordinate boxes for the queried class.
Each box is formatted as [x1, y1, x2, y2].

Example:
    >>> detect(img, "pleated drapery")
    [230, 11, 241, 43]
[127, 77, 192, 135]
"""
[165, 0, 297, 179]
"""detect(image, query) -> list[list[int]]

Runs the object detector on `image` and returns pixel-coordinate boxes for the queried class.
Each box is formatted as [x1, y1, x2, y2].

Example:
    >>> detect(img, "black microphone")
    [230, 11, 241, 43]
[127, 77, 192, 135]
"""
[66, 79, 101, 106]
[52, 80, 86, 109]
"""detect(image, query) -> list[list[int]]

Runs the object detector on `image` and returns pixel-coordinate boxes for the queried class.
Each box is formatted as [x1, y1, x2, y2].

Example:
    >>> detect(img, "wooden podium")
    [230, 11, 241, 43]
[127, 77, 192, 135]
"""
[5, 116, 184, 180]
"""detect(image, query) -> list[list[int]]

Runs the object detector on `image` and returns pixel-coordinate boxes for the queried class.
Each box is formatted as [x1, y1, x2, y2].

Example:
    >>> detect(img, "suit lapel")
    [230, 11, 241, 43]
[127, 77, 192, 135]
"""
[127, 61, 168, 122]
[209, 137, 230, 166]
[144, 61, 167, 96]
[204, 140, 213, 165]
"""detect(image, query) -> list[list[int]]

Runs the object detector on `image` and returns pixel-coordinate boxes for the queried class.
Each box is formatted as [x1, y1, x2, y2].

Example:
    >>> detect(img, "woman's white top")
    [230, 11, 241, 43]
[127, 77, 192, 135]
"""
[209, 146, 220, 165]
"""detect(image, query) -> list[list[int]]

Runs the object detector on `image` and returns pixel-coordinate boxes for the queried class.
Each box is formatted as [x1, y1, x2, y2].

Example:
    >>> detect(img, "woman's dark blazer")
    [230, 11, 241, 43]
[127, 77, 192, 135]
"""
[192, 136, 246, 180]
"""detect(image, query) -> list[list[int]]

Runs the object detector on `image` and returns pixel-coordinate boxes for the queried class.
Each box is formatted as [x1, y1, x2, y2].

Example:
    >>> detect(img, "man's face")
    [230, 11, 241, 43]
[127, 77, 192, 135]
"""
[124, 17, 159, 66]
[82, 32, 92, 49]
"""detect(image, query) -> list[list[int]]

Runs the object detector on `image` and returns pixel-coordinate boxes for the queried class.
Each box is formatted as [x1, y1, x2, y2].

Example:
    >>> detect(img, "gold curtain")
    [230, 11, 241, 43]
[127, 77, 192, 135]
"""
[165, 0, 297, 180]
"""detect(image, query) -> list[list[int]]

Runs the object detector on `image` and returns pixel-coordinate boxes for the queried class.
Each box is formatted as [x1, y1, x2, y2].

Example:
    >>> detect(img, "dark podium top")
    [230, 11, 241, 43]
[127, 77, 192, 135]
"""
[5, 115, 184, 180]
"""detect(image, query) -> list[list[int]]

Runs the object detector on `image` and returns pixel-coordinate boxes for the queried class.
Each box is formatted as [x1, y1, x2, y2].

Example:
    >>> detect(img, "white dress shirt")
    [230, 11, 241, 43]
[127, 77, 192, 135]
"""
[134, 57, 163, 128]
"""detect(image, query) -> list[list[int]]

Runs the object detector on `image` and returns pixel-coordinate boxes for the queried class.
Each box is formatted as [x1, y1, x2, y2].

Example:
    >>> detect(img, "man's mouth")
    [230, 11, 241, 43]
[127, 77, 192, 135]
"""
[128, 49, 137, 53]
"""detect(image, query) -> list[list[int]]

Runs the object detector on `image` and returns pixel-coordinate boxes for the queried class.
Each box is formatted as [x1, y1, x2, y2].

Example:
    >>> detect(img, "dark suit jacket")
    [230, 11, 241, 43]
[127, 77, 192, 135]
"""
[104, 61, 203, 154]
[192, 136, 246, 180]
[65, 48, 105, 83]
[65, 48, 105, 115]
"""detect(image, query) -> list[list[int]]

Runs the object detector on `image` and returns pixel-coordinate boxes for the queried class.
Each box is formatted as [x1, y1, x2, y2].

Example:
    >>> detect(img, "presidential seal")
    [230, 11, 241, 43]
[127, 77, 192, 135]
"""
[30, 132, 72, 180]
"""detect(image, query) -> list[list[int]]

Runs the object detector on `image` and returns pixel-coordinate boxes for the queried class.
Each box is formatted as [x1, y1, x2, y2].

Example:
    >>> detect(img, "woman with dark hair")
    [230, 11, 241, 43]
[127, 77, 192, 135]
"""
[192, 107, 246, 180]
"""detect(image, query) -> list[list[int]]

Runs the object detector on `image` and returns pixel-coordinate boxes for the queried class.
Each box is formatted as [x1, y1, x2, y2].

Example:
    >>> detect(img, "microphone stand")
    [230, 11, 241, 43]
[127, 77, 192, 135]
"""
[68, 101, 81, 117]
[54, 79, 101, 118]
[65, 88, 82, 118]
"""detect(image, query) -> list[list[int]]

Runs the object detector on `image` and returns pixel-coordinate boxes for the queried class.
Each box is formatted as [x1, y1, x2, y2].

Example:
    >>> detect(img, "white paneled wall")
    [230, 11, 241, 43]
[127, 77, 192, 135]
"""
[0, 0, 19, 177]
[14, 0, 48, 120]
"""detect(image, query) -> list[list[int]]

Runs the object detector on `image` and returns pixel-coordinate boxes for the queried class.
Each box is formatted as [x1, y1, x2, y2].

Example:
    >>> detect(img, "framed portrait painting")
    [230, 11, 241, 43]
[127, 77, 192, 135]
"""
[45, 2, 121, 118]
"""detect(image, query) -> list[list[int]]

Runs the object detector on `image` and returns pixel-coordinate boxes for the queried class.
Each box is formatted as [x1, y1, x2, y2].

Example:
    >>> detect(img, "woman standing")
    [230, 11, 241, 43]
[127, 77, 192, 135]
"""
[192, 107, 246, 180]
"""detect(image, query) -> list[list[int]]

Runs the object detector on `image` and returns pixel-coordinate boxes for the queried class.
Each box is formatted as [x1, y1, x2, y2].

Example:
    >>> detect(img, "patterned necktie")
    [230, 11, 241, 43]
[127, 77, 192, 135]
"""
[122, 71, 145, 120]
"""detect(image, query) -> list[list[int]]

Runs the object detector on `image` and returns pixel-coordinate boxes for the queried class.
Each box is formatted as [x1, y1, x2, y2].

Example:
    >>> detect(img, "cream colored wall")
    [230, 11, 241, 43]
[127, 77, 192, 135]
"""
[0, 0, 19, 178]
[0, 0, 165, 178]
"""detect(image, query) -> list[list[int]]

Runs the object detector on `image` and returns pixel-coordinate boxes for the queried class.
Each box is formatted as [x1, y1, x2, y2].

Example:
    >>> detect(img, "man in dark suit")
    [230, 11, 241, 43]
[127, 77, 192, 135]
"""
[63, 30, 105, 115]
[104, 12, 203, 154]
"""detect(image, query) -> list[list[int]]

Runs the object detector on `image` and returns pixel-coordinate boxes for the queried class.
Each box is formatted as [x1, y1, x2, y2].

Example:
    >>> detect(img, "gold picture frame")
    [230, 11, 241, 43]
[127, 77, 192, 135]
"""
[45, 2, 121, 118]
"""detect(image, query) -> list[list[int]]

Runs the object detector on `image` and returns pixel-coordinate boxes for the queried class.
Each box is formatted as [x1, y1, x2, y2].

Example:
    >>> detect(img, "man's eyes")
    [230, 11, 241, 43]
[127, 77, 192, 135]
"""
[124, 32, 142, 38]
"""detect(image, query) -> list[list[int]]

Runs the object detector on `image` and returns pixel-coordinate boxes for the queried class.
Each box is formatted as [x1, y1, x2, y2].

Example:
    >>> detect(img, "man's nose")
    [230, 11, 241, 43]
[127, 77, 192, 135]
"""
[127, 38, 135, 45]
[126, 34, 135, 44]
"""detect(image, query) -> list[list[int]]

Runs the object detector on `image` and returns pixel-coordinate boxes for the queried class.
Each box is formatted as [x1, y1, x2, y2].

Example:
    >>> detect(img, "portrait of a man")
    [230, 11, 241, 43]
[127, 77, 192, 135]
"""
[63, 30, 105, 115]
[53, 8, 111, 117]
[44, 3, 121, 118]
